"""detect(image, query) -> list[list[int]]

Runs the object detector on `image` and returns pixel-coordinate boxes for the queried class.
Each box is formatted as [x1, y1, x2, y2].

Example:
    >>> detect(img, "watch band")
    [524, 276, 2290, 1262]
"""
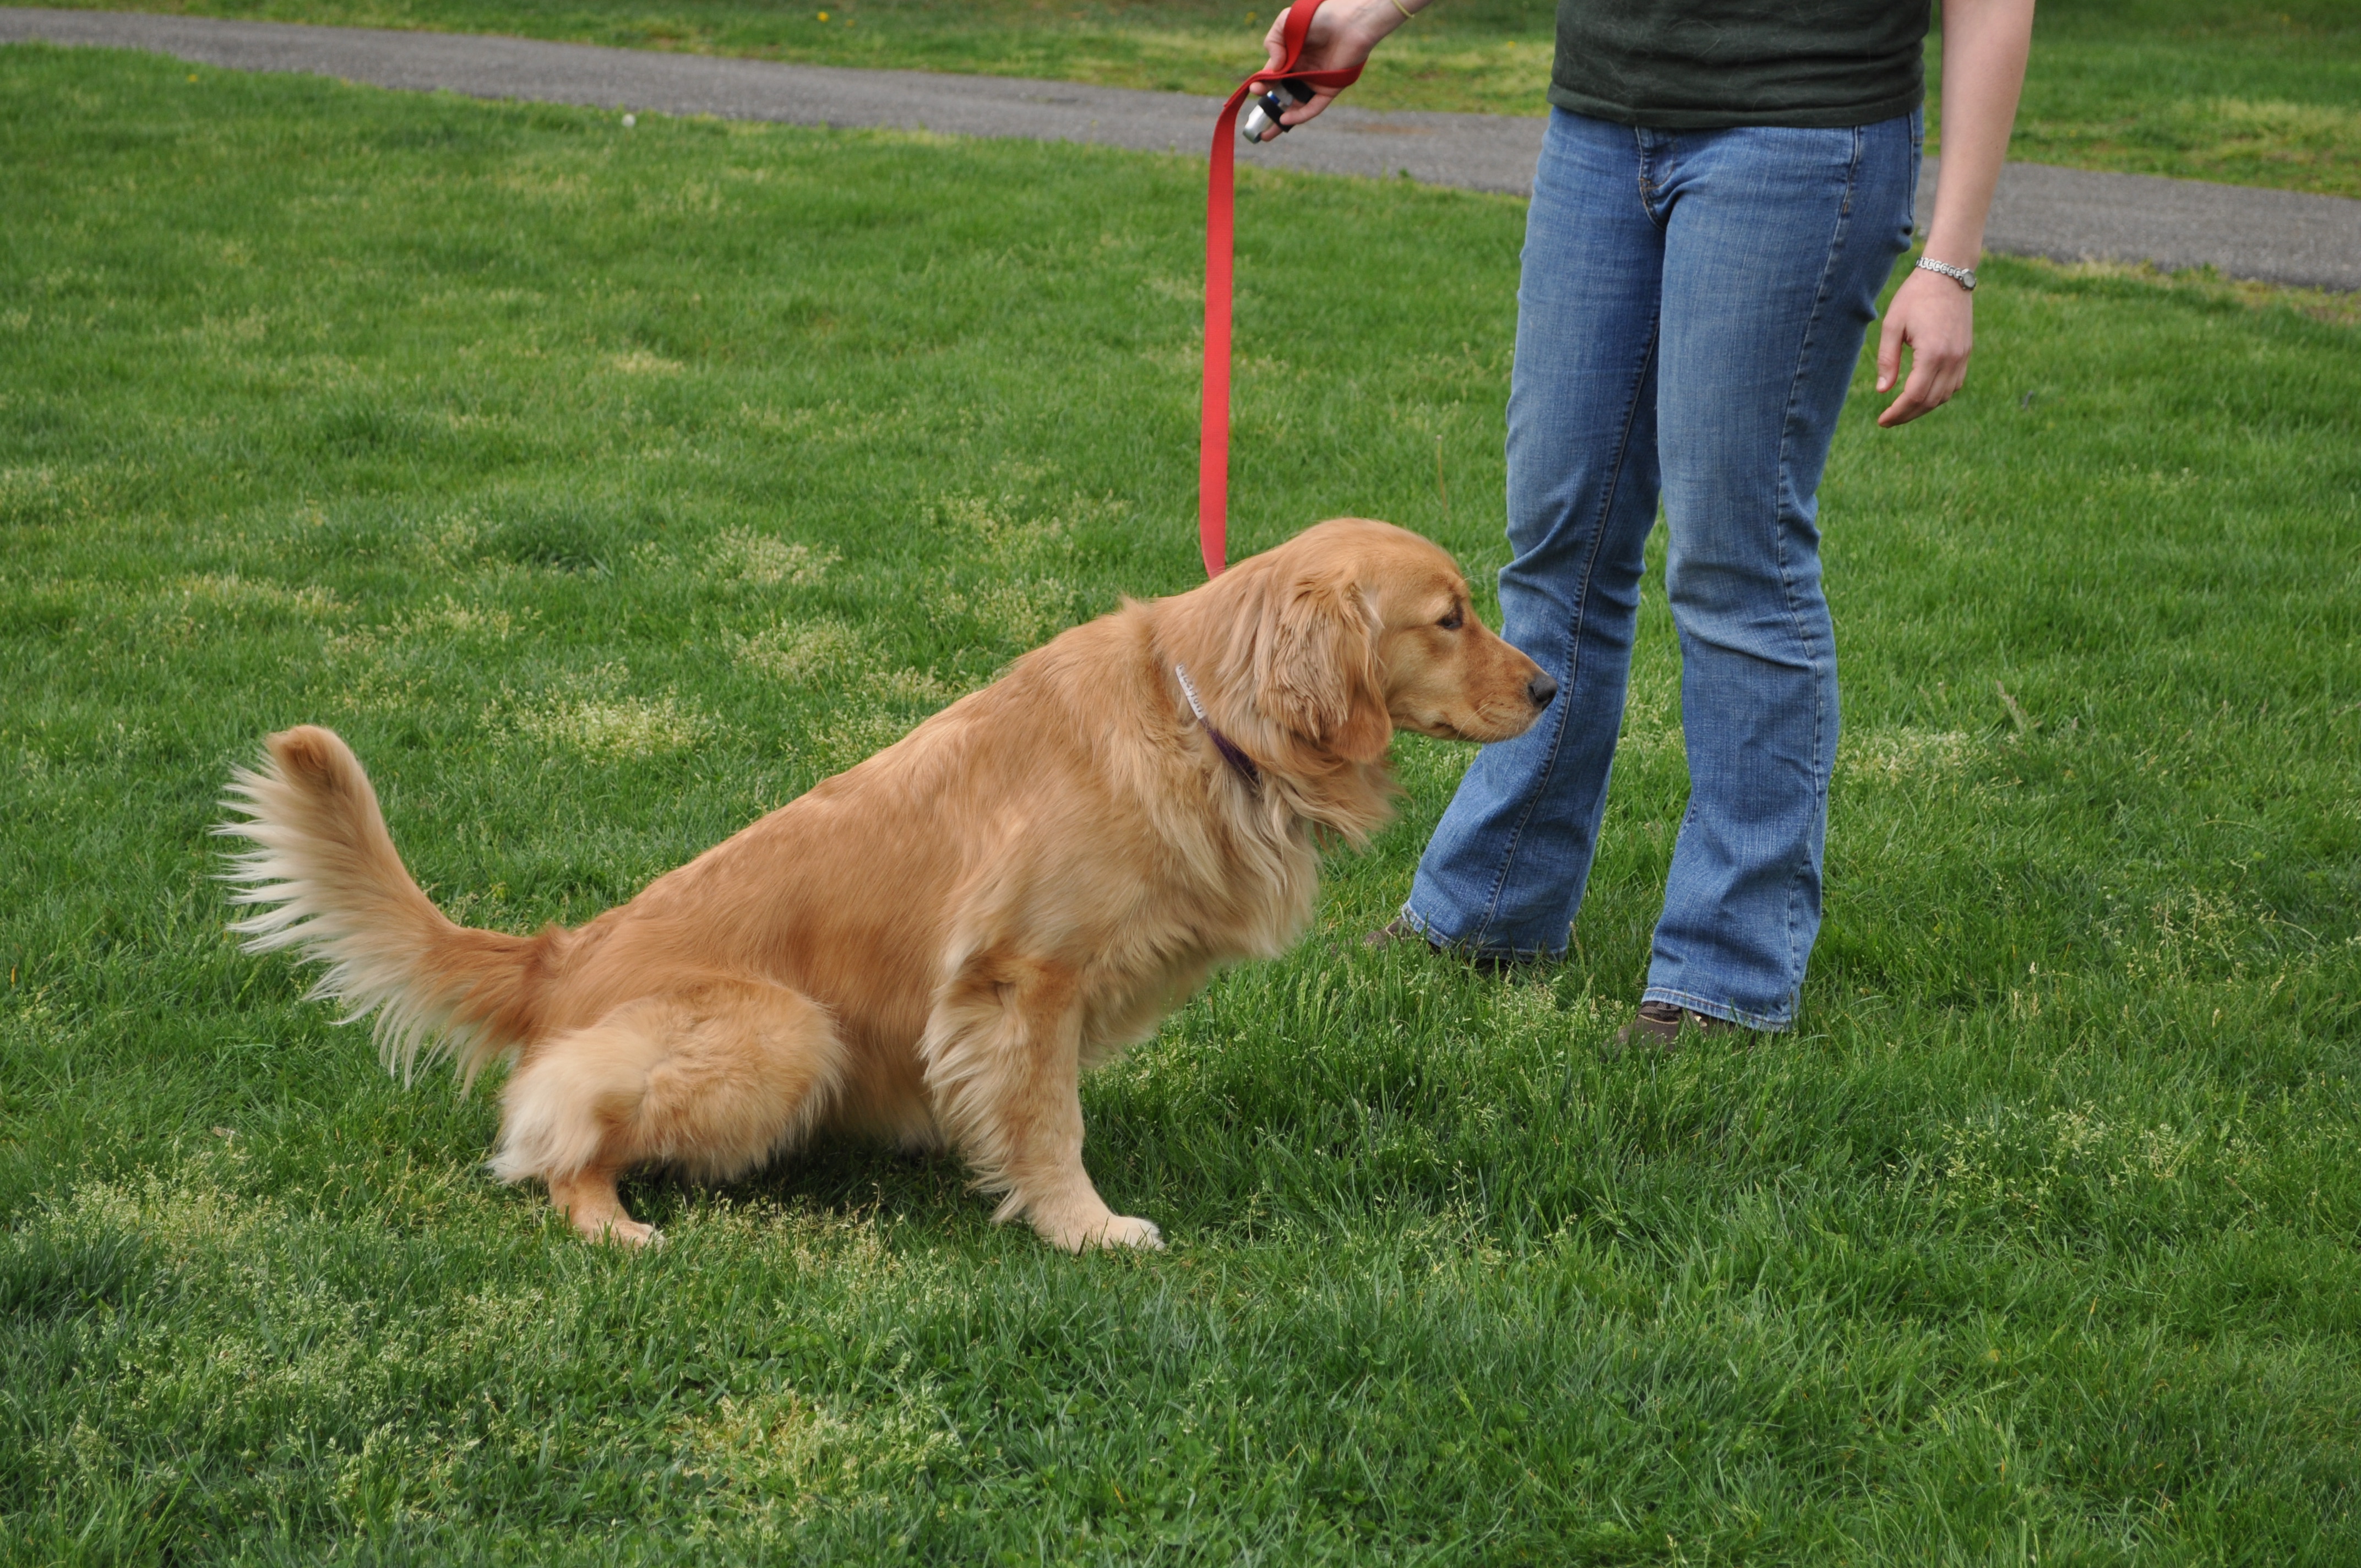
[1915, 256, 1978, 292]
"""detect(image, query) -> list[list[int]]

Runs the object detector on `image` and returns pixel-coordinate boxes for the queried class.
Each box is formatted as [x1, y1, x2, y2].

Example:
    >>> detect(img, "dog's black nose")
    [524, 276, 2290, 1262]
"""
[1528, 671, 1558, 709]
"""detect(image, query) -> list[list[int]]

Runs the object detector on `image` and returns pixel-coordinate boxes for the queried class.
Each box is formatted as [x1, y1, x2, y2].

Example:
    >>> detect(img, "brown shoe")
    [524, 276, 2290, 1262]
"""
[1362, 916, 1545, 973]
[1363, 915, 1441, 954]
[1615, 1000, 1746, 1049]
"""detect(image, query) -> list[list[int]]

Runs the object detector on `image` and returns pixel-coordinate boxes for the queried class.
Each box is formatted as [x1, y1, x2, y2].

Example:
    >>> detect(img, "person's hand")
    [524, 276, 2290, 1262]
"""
[1875, 265, 1976, 427]
[1254, 0, 1408, 140]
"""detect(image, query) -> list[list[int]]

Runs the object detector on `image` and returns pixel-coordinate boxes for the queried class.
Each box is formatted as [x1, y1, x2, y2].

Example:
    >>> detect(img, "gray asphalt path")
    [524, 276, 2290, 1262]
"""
[6, 6, 2357, 291]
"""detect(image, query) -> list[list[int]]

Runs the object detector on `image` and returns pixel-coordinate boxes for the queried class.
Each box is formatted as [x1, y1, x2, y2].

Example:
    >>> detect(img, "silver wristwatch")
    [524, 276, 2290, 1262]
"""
[1914, 256, 1978, 292]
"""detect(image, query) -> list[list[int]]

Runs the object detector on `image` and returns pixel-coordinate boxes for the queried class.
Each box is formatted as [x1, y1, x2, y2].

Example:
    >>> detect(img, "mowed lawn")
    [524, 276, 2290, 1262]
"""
[5, 42, 2361, 1566]
[18, 0, 2361, 197]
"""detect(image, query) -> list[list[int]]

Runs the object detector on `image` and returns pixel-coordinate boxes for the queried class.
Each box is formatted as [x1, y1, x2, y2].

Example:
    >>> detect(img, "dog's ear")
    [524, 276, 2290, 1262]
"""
[1260, 576, 1391, 764]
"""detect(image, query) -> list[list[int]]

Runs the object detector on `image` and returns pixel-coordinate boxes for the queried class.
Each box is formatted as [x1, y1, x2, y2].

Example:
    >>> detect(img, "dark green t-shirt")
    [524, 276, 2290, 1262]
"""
[1550, 0, 1933, 129]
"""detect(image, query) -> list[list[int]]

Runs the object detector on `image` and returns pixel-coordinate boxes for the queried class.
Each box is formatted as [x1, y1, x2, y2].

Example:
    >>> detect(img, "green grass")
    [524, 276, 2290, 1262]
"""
[15, 0, 2361, 197]
[5, 41, 2361, 1565]
[20, 0, 1565, 112]
[1996, 0, 2361, 198]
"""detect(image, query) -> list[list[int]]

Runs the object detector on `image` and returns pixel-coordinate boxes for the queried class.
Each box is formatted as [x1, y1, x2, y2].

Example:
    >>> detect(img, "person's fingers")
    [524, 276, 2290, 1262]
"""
[1253, 15, 1297, 140]
[1254, 90, 1336, 139]
[1876, 379, 1928, 426]
[1875, 310, 1905, 394]
[1896, 361, 1941, 424]
[1878, 341, 1968, 426]
[1929, 355, 1968, 409]
[1283, 89, 1339, 127]
[1876, 271, 1944, 393]
[1252, 6, 1382, 136]
[1876, 275, 1976, 426]
[1877, 333, 1939, 426]
[1256, 12, 1319, 134]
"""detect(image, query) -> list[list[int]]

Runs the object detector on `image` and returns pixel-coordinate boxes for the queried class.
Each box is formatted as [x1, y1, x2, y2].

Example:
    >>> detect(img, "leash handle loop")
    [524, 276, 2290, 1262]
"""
[1200, 0, 1360, 577]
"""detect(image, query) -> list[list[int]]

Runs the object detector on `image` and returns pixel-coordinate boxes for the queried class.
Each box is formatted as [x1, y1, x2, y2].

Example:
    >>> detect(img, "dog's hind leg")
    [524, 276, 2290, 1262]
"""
[491, 977, 844, 1246]
[921, 955, 1161, 1253]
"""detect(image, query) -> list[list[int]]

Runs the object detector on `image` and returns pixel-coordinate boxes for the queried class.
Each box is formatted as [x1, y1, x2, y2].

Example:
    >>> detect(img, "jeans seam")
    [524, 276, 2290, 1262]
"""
[1764, 125, 1860, 1014]
[1634, 128, 1666, 228]
[1468, 314, 1660, 951]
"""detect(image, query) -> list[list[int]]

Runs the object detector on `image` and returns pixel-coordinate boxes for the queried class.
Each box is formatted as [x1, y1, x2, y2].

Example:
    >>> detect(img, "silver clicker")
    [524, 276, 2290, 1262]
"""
[1240, 79, 1316, 143]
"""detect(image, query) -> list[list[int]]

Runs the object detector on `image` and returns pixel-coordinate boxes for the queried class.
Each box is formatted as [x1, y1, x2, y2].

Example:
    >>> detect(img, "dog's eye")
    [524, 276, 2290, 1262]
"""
[1437, 608, 1464, 630]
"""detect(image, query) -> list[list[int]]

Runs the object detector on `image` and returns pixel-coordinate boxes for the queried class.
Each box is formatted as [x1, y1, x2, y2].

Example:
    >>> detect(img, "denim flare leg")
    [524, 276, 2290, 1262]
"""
[1403, 107, 1921, 1030]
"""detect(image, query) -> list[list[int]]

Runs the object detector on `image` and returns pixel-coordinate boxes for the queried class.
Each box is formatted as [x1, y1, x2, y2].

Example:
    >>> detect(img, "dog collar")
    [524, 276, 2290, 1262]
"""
[1172, 663, 1261, 788]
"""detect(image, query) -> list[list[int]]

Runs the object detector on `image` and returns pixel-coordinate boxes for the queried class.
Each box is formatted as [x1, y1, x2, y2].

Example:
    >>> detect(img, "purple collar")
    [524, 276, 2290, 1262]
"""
[1172, 663, 1261, 789]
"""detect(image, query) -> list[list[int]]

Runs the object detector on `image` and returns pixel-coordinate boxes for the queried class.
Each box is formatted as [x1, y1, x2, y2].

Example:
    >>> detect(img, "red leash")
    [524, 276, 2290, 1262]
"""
[1200, 0, 1361, 576]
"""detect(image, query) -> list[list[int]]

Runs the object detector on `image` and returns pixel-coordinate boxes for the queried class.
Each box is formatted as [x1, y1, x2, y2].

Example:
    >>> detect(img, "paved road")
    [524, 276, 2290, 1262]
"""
[6, 6, 2358, 291]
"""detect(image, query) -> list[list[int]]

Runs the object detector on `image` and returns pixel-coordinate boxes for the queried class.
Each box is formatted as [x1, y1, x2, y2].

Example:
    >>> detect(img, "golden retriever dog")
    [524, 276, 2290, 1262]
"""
[220, 518, 1553, 1250]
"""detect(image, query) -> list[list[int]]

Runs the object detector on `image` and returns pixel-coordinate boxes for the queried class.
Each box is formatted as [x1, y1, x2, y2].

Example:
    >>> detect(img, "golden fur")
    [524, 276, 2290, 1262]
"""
[219, 518, 1547, 1249]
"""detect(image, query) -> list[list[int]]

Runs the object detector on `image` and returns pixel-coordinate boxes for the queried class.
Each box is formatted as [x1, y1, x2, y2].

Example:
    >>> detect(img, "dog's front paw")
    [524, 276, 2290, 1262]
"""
[1092, 1215, 1165, 1251]
[587, 1216, 662, 1249]
[1038, 1207, 1165, 1253]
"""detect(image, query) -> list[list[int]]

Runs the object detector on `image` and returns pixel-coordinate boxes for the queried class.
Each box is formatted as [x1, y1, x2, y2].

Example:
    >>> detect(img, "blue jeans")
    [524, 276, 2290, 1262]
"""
[1403, 107, 1921, 1030]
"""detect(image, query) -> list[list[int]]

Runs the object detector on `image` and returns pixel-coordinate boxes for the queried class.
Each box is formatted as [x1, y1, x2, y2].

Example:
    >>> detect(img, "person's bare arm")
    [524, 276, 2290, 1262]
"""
[1876, 0, 2036, 427]
[1253, 0, 1427, 138]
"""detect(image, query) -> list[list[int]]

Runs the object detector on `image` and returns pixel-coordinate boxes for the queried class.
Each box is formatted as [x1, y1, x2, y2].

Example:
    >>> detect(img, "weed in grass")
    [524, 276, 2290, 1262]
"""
[3, 41, 2360, 1565]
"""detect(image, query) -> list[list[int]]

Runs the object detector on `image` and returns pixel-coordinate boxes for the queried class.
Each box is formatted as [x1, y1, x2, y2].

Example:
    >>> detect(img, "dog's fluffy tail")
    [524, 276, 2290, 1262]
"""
[217, 725, 558, 1085]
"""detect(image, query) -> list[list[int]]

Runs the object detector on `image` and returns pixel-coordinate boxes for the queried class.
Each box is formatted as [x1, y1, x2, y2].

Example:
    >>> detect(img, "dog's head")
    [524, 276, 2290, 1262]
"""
[1217, 518, 1553, 770]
